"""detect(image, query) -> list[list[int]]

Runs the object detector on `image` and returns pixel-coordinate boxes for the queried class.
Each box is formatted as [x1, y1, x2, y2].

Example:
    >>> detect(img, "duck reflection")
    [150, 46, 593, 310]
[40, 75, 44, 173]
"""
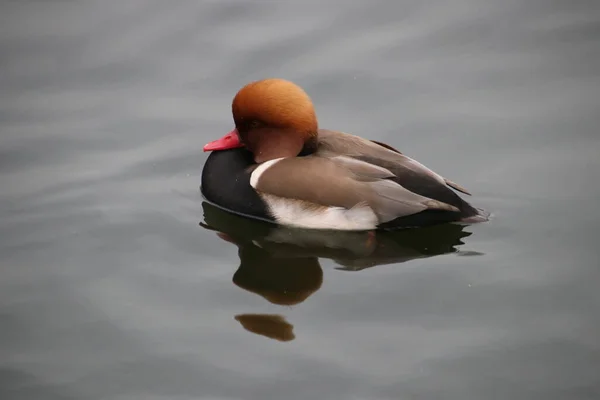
[234, 314, 296, 342]
[200, 201, 475, 342]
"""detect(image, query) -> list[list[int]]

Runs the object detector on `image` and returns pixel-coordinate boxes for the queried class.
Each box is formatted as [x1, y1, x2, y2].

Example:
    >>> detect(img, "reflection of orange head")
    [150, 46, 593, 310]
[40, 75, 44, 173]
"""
[235, 314, 295, 342]
[233, 254, 323, 306]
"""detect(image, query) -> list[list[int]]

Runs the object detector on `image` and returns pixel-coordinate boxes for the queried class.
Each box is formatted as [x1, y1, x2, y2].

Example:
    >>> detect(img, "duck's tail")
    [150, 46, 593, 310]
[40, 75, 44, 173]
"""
[458, 207, 490, 224]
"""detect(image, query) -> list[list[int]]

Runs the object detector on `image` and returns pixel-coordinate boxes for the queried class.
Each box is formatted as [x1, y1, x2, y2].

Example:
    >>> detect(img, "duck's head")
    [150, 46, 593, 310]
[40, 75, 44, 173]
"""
[204, 78, 319, 163]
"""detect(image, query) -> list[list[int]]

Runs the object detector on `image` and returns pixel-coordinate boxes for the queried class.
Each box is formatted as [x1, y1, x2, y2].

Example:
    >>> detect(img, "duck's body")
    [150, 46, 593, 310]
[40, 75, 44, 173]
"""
[201, 79, 488, 231]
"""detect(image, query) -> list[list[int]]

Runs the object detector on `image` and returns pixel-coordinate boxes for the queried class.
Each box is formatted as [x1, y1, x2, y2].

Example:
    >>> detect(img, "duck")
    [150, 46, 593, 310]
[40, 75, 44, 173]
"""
[201, 78, 488, 231]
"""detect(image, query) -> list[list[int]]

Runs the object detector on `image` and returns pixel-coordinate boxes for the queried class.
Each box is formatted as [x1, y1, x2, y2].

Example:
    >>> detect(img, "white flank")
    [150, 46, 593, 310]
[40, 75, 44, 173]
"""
[249, 158, 284, 188]
[261, 194, 378, 230]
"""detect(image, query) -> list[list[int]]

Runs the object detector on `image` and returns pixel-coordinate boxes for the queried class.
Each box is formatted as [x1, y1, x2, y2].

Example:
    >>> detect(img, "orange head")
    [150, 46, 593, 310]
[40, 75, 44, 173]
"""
[204, 78, 319, 163]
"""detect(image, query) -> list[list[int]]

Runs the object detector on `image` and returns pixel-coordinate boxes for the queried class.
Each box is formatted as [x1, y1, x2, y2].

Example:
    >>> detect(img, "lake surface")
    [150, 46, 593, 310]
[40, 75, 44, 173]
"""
[1, 1, 599, 399]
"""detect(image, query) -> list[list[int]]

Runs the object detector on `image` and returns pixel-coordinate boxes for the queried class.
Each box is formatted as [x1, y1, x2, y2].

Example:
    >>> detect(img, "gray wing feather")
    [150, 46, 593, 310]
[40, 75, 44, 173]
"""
[326, 155, 395, 181]
[318, 129, 473, 196]
[367, 180, 459, 222]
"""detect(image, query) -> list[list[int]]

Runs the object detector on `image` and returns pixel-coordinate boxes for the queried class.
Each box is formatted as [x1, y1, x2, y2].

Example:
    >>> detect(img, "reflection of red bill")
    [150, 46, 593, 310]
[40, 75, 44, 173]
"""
[216, 232, 236, 244]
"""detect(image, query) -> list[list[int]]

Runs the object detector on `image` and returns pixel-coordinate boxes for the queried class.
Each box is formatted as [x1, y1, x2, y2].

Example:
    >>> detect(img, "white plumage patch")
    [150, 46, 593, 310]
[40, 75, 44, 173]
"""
[260, 194, 378, 230]
[250, 158, 284, 188]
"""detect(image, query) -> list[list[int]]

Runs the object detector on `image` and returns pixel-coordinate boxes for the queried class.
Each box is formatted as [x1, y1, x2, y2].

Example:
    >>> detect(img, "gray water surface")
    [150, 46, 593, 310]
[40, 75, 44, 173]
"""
[1, 1, 600, 399]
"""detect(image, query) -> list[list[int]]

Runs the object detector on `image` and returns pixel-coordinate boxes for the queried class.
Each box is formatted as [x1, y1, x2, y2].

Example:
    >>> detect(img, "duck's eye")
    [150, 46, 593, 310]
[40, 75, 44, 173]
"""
[249, 120, 261, 129]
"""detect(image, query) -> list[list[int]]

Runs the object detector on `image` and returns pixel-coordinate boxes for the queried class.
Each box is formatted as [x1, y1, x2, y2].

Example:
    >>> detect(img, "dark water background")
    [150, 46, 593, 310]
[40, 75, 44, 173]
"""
[1, 1, 599, 399]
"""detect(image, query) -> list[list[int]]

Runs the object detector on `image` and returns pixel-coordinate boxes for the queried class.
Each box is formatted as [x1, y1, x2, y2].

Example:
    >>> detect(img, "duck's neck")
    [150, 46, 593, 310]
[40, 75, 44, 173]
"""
[252, 130, 317, 163]
[299, 134, 318, 157]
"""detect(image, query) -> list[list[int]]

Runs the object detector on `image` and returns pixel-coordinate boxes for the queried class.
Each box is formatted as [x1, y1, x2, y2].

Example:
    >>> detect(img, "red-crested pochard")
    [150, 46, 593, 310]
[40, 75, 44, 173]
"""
[201, 78, 488, 230]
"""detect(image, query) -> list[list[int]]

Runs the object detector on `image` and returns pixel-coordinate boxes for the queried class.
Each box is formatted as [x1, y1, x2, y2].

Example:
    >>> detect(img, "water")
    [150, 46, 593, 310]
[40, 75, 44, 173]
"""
[1, 1, 599, 399]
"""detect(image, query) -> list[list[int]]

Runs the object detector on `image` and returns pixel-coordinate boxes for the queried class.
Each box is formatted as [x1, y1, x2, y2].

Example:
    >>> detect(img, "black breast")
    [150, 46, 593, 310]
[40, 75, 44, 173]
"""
[201, 149, 273, 222]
